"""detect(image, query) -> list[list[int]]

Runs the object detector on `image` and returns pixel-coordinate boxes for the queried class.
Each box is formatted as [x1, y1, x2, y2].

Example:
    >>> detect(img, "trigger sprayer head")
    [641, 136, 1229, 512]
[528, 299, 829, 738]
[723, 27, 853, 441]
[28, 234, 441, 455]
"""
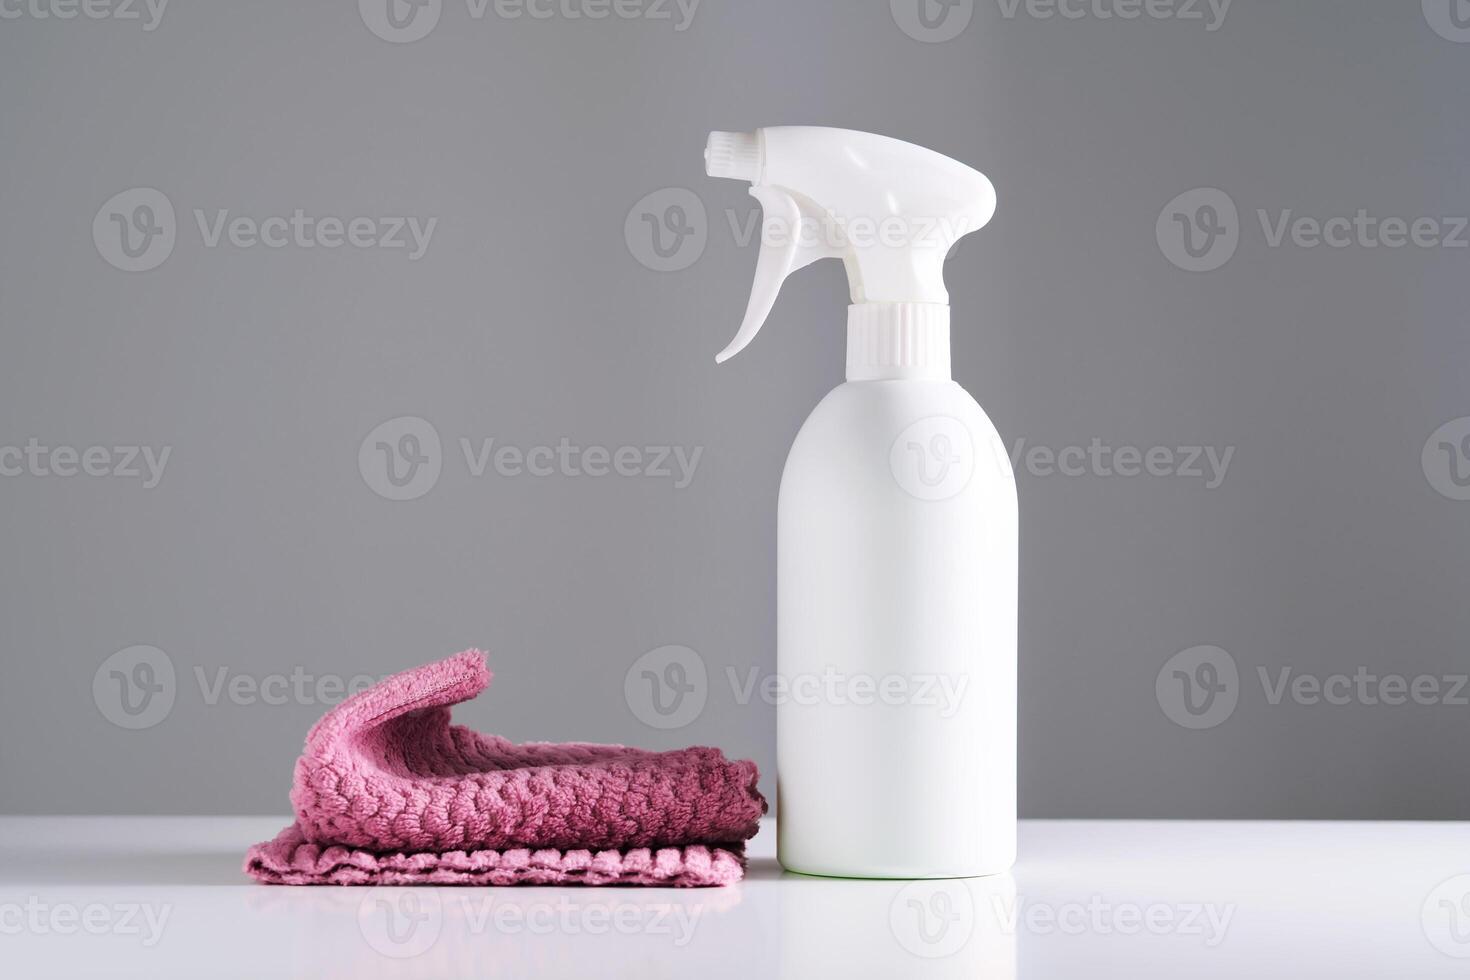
[702, 126, 996, 372]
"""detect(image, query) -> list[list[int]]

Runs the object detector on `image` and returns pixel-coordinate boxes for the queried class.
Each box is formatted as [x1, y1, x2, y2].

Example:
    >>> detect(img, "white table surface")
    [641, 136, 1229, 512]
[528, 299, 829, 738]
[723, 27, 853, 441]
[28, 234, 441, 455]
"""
[1, 816, 1467, 978]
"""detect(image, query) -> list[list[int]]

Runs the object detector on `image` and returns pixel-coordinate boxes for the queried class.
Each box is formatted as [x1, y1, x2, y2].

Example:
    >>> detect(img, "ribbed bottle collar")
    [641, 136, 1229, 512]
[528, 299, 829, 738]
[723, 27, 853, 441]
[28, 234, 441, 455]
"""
[845, 303, 951, 381]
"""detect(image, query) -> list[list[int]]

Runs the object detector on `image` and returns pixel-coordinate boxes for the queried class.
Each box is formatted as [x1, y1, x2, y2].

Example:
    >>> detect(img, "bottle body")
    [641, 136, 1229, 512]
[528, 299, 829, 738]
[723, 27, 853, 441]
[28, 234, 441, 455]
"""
[776, 378, 1017, 878]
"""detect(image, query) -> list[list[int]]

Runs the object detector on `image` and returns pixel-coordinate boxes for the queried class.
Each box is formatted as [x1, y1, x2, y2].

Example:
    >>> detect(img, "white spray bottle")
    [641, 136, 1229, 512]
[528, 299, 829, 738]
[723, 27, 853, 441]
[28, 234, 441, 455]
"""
[705, 126, 1016, 877]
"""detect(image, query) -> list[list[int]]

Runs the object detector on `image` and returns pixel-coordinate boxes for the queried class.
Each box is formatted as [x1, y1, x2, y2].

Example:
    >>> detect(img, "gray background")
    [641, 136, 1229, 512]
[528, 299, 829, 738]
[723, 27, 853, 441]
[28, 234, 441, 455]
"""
[1, 0, 1466, 818]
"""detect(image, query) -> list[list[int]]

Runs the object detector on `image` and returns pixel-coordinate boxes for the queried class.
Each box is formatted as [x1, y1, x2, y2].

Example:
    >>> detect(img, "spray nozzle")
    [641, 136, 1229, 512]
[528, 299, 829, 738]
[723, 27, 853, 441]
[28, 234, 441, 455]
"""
[705, 131, 762, 182]
[704, 126, 996, 366]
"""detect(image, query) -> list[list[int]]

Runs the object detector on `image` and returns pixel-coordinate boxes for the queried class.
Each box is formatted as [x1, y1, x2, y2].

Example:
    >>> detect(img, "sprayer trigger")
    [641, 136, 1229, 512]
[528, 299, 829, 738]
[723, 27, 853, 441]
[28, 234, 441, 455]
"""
[715, 185, 842, 364]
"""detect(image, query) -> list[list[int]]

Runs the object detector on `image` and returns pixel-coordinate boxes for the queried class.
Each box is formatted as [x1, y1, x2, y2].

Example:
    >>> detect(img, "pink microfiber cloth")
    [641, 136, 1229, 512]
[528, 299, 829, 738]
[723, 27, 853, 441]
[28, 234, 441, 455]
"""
[244, 650, 766, 887]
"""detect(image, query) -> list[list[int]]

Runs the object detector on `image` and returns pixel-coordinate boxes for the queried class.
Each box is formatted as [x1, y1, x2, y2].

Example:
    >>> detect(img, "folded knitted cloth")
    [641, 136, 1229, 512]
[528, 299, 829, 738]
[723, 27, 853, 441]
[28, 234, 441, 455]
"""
[244, 650, 766, 887]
